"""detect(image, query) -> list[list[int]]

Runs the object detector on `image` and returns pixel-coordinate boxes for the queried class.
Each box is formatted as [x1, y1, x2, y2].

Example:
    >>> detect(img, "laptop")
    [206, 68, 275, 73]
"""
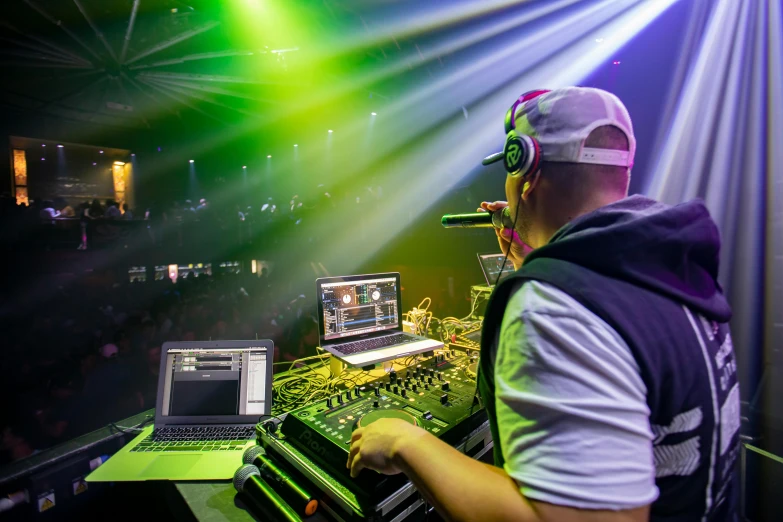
[87, 340, 273, 482]
[477, 253, 516, 288]
[316, 273, 443, 366]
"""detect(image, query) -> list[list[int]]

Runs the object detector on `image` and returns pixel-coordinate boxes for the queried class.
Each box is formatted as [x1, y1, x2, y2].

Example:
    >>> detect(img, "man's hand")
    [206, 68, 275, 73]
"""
[347, 418, 426, 478]
[478, 201, 533, 270]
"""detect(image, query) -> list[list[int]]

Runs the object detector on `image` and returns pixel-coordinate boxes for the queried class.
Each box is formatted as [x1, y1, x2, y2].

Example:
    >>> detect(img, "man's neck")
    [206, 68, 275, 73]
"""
[534, 195, 624, 248]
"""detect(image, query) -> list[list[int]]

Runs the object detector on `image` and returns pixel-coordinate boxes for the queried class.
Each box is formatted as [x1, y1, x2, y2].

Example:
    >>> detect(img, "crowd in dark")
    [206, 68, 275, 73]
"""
[0, 268, 321, 466]
[0, 185, 385, 251]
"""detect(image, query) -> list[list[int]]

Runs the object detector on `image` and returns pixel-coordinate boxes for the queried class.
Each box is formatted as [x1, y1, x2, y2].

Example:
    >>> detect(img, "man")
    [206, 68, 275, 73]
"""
[347, 87, 739, 521]
[38, 200, 61, 224]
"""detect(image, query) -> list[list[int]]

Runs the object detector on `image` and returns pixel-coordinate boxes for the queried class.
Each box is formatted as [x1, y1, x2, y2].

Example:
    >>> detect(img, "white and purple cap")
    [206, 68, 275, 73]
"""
[482, 87, 636, 170]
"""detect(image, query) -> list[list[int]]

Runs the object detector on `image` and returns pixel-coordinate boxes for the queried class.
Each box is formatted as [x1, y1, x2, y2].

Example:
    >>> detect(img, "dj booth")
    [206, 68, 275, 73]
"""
[0, 271, 493, 522]
[0, 346, 489, 522]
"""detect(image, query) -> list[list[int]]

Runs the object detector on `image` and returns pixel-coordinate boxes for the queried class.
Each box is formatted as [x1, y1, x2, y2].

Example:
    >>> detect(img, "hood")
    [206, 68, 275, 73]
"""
[524, 195, 731, 322]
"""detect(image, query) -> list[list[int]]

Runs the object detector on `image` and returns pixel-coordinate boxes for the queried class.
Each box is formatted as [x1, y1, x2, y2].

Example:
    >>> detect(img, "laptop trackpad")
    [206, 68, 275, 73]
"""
[142, 455, 201, 478]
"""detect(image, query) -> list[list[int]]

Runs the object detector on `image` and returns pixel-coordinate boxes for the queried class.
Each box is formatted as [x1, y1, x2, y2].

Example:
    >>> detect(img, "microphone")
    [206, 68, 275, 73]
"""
[441, 206, 513, 229]
[243, 446, 318, 517]
[234, 464, 304, 522]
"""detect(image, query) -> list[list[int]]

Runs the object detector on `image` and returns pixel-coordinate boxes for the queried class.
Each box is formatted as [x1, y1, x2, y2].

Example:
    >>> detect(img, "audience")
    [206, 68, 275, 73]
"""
[0, 185, 393, 465]
[0, 269, 319, 466]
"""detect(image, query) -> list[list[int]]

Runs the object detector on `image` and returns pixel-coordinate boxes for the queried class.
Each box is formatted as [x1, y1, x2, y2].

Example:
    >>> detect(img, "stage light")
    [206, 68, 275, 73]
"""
[613, 60, 621, 65]
[328, 129, 333, 133]
[242, 165, 247, 169]
[294, 144, 298, 147]
[189, 159, 194, 163]
[42, 144, 46, 147]
[41, 157, 45, 161]
[99, 150, 104, 154]
[114, 161, 126, 166]
[57, 144, 64, 148]
[131, 153, 136, 157]
[93, 162, 97, 166]
[371, 112, 377, 116]
[267, 155, 272, 158]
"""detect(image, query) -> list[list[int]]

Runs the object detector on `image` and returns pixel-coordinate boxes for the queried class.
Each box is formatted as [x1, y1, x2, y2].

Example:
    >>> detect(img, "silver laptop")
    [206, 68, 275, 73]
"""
[87, 340, 273, 482]
[316, 273, 443, 366]
[477, 252, 516, 287]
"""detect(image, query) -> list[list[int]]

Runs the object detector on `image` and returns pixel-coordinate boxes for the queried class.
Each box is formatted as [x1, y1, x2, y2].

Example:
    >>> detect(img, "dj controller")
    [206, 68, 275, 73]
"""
[259, 350, 490, 520]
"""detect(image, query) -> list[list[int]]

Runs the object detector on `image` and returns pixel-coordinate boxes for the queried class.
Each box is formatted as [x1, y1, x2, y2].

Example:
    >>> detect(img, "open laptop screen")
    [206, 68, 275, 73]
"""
[159, 346, 269, 417]
[318, 274, 400, 342]
[478, 253, 516, 286]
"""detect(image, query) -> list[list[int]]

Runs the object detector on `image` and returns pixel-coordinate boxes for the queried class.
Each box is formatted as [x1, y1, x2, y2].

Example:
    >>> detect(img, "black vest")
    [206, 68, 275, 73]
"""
[478, 258, 739, 521]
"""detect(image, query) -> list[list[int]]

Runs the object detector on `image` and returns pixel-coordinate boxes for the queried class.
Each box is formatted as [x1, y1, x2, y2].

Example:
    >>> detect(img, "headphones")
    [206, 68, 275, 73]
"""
[501, 89, 550, 177]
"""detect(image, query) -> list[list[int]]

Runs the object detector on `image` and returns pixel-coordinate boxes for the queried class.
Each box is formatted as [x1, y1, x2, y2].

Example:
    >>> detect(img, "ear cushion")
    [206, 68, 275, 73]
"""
[503, 132, 541, 177]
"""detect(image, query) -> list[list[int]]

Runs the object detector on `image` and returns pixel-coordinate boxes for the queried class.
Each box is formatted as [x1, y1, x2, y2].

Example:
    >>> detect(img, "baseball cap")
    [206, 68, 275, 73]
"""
[482, 87, 636, 170]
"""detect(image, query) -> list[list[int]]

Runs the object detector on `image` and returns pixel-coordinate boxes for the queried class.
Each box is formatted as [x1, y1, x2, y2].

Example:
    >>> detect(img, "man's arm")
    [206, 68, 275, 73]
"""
[348, 419, 648, 522]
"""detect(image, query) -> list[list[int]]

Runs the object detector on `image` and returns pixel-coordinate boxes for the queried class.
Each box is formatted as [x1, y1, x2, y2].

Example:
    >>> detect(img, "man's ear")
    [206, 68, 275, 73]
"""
[520, 170, 541, 202]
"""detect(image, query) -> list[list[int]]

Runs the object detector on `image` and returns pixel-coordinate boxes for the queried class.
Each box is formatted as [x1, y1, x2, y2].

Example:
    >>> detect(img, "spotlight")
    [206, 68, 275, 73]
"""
[99, 150, 104, 154]
[41, 157, 45, 161]
[114, 161, 125, 166]
[42, 144, 46, 147]
[328, 129, 333, 133]
[131, 153, 136, 157]
[242, 165, 247, 169]
[93, 162, 97, 166]
[613, 60, 621, 65]
[267, 155, 272, 158]
[294, 144, 298, 147]
[57, 144, 64, 148]
[189, 159, 194, 163]
[371, 112, 377, 116]
[595, 38, 605, 43]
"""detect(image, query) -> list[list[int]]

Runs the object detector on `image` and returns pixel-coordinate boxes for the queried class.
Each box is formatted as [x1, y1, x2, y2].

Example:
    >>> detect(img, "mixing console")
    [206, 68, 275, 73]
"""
[275, 351, 485, 502]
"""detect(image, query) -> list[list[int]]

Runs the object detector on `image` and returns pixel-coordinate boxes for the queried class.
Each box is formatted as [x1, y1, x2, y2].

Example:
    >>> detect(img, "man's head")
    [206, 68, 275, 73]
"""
[486, 87, 635, 249]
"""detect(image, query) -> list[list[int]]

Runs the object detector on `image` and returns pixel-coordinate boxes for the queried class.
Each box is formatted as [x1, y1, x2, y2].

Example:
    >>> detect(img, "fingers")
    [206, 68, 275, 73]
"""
[346, 440, 361, 469]
[479, 201, 508, 212]
[350, 452, 365, 478]
[350, 428, 363, 443]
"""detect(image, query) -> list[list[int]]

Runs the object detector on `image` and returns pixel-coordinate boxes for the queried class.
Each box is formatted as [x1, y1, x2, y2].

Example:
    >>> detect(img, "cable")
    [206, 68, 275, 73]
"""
[109, 414, 154, 434]
[494, 193, 523, 287]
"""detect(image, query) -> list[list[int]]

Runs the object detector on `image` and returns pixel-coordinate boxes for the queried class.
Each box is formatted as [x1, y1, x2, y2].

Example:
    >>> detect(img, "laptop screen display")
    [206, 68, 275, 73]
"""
[160, 347, 268, 417]
[320, 275, 399, 341]
[478, 253, 516, 285]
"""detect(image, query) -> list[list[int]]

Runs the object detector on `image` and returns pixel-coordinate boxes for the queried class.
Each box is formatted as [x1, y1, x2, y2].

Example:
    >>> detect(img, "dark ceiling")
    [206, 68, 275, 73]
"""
[0, 0, 374, 131]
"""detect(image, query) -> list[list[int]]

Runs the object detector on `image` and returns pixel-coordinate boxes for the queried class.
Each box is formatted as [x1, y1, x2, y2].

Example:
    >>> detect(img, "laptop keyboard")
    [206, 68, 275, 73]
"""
[338, 333, 418, 355]
[130, 426, 255, 452]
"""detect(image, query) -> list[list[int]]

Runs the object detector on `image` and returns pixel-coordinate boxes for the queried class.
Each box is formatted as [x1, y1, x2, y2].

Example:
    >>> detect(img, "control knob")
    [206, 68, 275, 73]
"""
[442, 382, 450, 392]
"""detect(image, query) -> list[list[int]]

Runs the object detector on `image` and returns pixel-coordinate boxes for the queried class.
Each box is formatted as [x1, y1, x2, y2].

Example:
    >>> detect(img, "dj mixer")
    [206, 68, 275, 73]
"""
[261, 351, 489, 515]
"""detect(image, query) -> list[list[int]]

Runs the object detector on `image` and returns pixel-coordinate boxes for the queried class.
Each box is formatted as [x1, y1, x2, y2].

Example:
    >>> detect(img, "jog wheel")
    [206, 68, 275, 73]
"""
[356, 409, 418, 428]
[466, 361, 478, 379]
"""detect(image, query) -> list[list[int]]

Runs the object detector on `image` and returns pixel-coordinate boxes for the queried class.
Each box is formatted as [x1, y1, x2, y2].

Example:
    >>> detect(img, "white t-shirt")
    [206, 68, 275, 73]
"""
[495, 280, 659, 510]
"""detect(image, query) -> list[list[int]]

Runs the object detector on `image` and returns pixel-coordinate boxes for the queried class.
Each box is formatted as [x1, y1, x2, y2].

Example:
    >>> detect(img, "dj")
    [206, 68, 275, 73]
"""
[347, 87, 739, 521]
